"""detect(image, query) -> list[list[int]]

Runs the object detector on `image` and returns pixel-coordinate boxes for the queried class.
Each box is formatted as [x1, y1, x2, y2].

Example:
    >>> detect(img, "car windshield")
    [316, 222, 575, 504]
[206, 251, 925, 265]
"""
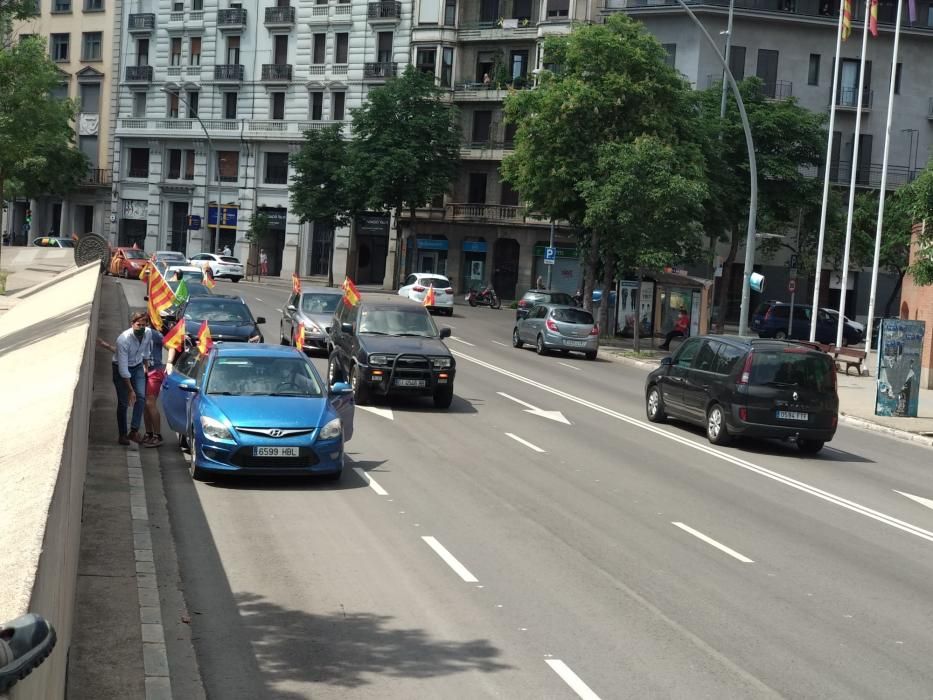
[301, 293, 342, 315]
[184, 301, 253, 324]
[550, 293, 574, 305]
[358, 307, 438, 337]
[220, 256, 240, 263]
[523, 292, 546, 303]
[168, 269, 204, 281]
[552, 308, 594, 324]
[750, 351, 835, 391]
[206, 356, 322, 397]
[124, 249, 147, 259]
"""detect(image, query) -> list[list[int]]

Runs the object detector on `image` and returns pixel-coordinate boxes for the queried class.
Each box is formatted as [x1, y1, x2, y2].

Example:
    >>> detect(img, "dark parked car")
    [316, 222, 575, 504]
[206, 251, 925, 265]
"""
[516, 289, 576, 320]
[327, 299, 456, 408]
[752, 301, 863, 346]
[645, 335, 838, 454]
[174, 295, 265, 344]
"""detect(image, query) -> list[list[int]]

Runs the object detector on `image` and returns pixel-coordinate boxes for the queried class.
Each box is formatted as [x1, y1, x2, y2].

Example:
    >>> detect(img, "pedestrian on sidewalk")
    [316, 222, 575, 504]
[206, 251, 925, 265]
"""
[142, 323, 167, 447]
[260, 249, 269, 276]
[111, 312, 152, 445]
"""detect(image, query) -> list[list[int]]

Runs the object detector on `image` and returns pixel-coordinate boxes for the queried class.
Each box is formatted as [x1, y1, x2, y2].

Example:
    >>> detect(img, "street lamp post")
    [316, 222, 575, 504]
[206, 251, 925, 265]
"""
[673, 0, 758, 336]
[162, 82, 220, 257]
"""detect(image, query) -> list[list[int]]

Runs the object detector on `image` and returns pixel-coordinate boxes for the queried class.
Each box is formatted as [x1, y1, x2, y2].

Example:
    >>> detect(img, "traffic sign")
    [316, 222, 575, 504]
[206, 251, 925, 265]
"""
[187, 214, 202, 230]
[787, 279, 796, 293]
[544, 247, 557, 265]
[788, 254, 798, 269]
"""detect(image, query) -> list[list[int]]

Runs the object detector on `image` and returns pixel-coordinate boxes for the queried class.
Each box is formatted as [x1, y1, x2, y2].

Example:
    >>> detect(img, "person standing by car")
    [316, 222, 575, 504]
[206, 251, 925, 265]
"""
[659, 308, 690, 351]
[142, 323, 167, 447]
[112, 312, 152, 445]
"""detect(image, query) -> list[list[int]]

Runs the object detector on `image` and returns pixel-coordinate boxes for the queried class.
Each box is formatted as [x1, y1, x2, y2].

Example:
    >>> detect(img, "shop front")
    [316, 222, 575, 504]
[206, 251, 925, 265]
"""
[207, 202, 239, 255]
[258, 206, 287, 277]
[461, 239, 488, 293]
[532, 244, 581, 294]
[119, 199, 147, 248]
[415, 236, 449, 275]
[354, 212, 390, 285]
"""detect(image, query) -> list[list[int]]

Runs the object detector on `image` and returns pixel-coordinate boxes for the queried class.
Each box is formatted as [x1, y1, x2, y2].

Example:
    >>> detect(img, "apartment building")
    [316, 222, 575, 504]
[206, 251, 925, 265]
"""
[9, 0, 116, 244]
[602, 0, 933, 322]
[110, 0, 412, 277]
[392, 0, 594, 298]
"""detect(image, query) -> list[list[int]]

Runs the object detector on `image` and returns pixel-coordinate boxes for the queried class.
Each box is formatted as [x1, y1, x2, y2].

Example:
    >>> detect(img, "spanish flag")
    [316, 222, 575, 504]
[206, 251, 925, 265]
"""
[162, 318, 186, 351]
[869, 0, 878, 36]
[292, 273, 302, 296]
[295, 322, 305, 350]
[203, 266, 216, 289]
[842, 0, 852, 39]
[146, 265, 176, 329]
[196, 320, 213, 355]
[342, 277, 361, 307]
[423, 284, 436, 308]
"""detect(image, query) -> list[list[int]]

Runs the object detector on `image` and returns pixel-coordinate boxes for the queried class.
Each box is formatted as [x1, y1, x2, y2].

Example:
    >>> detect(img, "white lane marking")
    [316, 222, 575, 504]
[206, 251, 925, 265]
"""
[357, 405, 394, 420]
[672, 522, 755, 563]
[895, 490, 933, 511]
[505, 432, 546, 453]
[558, 362, 582, 371]
[450, 337, 476, 347]
[546, 660, 602, 700]
[421, 536, 479, 582]
[492, 340, 510, 347]
[498, 392, 571, 425]
[452, 349, 933, 545]
[353, 467, 388, 495]
[255, 297, 263, 302]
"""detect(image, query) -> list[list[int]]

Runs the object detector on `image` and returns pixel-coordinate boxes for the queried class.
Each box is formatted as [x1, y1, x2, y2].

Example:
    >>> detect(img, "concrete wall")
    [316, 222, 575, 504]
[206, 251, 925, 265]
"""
[0, 263, 101, 699]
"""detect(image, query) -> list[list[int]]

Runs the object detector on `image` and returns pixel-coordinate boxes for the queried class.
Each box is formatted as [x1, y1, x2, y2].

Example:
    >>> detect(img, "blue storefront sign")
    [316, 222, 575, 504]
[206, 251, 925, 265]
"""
[462, 241, 487, 253]
[416, 238, 449, 250]
[207, 206, 238, 228]
[876, 319, 925, 417]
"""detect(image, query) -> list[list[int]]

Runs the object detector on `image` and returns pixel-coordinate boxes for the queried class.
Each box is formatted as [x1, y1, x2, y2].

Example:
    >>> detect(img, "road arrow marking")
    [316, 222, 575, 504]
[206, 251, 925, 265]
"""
[357, 405, 394, 420]
[895, 490, 933, 511]
[497, 392, 571, 425]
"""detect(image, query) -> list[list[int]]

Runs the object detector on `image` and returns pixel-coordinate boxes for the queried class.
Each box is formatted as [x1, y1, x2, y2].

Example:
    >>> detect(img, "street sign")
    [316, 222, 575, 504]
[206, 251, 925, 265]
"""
[544, 246, 557, 265]
[788, 254, 798, 269]
[787, 279, 797, 293]
[187, 214, 202, 230]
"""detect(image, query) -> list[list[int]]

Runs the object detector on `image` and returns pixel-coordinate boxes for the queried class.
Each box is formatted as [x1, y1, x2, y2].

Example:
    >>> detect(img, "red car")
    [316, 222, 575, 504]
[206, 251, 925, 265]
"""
[109, 247, 149, 279]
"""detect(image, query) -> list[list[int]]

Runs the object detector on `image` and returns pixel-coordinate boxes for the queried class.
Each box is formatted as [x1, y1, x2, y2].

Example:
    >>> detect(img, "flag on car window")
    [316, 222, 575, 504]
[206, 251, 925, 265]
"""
[342, 277, 361, 307]
[196, 320, 213, 355]
[175, 278, 189, 304]
[163, 318, 186, 351]
[423, 284, 436, 307]
[295, 322, 305, 350]
[292, 273, 302, 296]
[146, 266, 176, 329]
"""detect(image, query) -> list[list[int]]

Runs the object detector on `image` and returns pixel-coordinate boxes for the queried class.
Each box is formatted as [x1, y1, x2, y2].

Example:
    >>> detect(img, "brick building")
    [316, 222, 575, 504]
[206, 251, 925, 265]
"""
[898, 222, 933, 389]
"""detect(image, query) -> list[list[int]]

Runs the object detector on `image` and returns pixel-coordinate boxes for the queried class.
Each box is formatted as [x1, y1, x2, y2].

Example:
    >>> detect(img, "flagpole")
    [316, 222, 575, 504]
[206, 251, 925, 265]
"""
[810, 0, 846, 341]
[864, 0, 903, 368]
[835, 0, 873, 348]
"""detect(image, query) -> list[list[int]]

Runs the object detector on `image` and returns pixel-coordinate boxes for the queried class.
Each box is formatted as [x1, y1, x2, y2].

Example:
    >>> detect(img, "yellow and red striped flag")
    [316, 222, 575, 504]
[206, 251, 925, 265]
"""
[203, 266, 216, 289]
[423, 284, 436, 308]
[842, 0, 853, 39]
[146, 265, 176, 329]
[292, 273, 302, 296]
[196, 320, 213, 355]
[869, 0, 878, 35]
[162, 318, 186, 351]
[342, 277, 361, 307]
[295, 322, 305, 350]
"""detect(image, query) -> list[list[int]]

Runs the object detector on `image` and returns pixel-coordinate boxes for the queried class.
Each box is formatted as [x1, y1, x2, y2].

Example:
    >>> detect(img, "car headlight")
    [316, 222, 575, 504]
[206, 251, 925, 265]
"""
[368, 354, 391, 366]
[304, 321, 322, 334]
[320, 417, 342, 440]
[432, 357, 452, 369]
[201, 415, 234, 441]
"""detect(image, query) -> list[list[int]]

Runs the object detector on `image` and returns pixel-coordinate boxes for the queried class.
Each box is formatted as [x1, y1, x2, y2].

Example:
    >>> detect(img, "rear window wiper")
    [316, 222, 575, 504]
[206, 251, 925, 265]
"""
[761, 380, 797, 387]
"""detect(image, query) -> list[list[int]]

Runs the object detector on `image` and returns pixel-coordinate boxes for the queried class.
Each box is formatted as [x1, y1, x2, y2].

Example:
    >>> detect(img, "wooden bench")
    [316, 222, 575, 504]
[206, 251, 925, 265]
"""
[832, 347, 867, 375]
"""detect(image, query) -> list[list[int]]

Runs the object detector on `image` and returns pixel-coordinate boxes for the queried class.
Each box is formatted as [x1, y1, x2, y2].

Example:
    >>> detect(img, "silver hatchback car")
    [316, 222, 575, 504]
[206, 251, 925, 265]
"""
[512, 304, 599, 360]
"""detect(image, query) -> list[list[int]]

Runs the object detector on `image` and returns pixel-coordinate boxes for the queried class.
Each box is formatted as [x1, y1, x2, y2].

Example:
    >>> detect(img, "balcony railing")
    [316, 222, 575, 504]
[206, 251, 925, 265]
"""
[218, 7, 247, 27]
[616, 0, 914, 24]
[80, 168, 112, 187]
[128, 12, 155, 31]
[448, 203, 541, 224]
[214, 64, 245, 81]
[761, 80, 793, 100]
[801, 160, 921, 190]
[364, 61, 397, 79]
[264, 5, 295, 25]
[261, 63, 293, 81]
[368, 1, 402, 19]
[835, 86, 873, 109]
[125, 65, 153, 82]
[116, 117, 350, 139]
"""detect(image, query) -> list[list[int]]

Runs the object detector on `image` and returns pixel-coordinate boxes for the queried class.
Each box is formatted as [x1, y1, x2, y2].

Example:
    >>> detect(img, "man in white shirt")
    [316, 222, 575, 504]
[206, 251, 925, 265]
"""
[111, 312, 153, 444]
[222, 244, 232, 256]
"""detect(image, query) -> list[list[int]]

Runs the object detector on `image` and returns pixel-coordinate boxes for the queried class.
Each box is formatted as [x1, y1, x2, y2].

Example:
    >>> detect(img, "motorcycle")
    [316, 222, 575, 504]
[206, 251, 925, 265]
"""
[468, 285, 501, 309]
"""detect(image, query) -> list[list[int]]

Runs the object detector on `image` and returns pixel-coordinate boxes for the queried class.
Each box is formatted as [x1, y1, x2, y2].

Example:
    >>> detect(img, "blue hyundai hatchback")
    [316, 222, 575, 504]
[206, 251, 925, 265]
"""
[160, 344, 354, 481]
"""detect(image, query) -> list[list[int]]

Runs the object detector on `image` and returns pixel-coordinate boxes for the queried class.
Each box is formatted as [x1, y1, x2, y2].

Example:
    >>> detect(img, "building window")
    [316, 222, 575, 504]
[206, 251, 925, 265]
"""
[808, 53, 820, 86]
[312, 33, 326, 64]
[501, 180, 519, 206]
[170, 37, 182, 65]
[80, 82, 100, 113]
[187, 90, 199, 117]
[51, 34, 69, 62]
[84, 0, 104, 10]
[133, 92, 147, 117]
[173, 0, 183, 10]
[271, 91, 286, 120]
[335, 32, 348, 64]
[472, 110, 492, 144]
[729, 46, 746, 81]
[894, 62, 902, 94]
[216, 151, 239, 182]
[546, 0, 569, 17]
[332, 91, 345, 120]
[661, 43, 675, 69]
[81, 31, 102, 61]
[756, 48, 779, 99]
[50, 82, 69, 101]
[265, 152, 289, 185]
[226, 36, 240, 65]
[377, 31, 393, 63]
[444, 0, 456, 25]
[167, 149, 183, 179]
[53, 0, 71, 11]
[223, 91, 237, 119]
[137, 38, 149, 65]
[416, 48, 436, 76]
[190, 36, 201, 65]
[310, 91, 323, 120]
[193, 0, 202, 9]
[167, 92, 180, 118]
[128, 148, 149, 178]
[441, 47, 453, 88]
[183, 150, 195, 179]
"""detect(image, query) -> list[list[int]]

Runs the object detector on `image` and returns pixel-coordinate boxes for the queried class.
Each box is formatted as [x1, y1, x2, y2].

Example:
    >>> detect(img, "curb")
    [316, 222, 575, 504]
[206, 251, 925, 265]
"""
[838, 413, 933, 448]
[602, 351, 661, 371]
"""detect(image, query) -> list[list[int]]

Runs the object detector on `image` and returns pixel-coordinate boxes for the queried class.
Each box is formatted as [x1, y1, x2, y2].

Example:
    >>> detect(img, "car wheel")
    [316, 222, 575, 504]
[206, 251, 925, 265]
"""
[433, 384, 454, 409]
[189, 433, 207, 481]
[646, 385, 666, 423]
[177, 432, 189, 450]
[351, 364, 371, 405]
[798, 438, 824, 454]
[706, 404, 731, 446]
[536, 335, 547, 355]
[774, 330, 787, 340]
[585, 351, 597, 361]
[512, 328, 523, 348]
[231, 277, 240, 283]
[121, 268, 128, 279]
[279, 323, 289, 345]
[328, 353, 345, 384]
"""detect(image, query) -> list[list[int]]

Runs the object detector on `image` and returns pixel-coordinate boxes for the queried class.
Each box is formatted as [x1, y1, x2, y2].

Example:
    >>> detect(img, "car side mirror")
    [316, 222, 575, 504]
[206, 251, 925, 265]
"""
[179, 380, 199, 393]
[439, 327, 452, 339]
[287, 304, 297, 312]
[256, 316, 266, 325]
[660, 356, 673, 366]
[341, 322, 354, 334]
[330, 381, 352, 395]
[143, 295, 149, 301]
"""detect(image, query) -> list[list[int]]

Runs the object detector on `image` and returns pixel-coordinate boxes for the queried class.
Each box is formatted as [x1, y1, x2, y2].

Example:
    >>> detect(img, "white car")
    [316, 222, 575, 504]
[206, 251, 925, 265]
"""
[189, 253, 244, 282]
[399, 273, 454, 316]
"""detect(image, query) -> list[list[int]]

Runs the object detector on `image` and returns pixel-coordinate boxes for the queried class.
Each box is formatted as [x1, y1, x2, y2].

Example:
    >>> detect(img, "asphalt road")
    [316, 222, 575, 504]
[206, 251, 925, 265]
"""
[119, 278, 933, 699]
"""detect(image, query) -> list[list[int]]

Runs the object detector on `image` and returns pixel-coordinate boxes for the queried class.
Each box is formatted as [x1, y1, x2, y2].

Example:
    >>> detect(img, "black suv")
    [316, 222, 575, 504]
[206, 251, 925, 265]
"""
[645, 335, 838, 453]
[174, 295, 265, 344]
[327, 299, 456, 408]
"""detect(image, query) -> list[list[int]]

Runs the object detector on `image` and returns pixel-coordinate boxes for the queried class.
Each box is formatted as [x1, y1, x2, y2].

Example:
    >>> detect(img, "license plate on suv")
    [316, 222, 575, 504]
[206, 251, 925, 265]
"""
[776, 410, 808, 421]
[395, 378, 426, 387]
[253, 446, 300, 457]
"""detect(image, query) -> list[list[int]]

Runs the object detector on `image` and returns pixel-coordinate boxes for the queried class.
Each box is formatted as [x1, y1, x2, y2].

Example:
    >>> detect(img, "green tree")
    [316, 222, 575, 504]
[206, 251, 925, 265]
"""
[696, 78, 826, 327]
[245, 212, 270, 278]
[905, 167, 933, 286]
[348, 66, 461, 287]
[501, 14, 700, 308]
[290, 124, 355, 287]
